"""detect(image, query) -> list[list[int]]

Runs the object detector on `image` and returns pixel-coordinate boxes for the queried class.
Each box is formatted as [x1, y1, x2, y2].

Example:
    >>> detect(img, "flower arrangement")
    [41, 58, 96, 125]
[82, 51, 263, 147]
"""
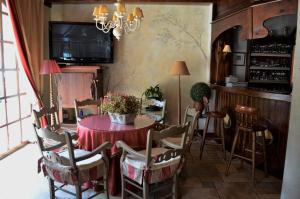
[102, 93, 141, 114]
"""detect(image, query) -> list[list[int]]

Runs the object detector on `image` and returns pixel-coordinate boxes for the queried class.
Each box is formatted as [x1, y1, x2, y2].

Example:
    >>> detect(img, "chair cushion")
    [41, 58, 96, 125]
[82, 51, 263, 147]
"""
[42, 149, 104, 185]
[122, 147, 181, 185]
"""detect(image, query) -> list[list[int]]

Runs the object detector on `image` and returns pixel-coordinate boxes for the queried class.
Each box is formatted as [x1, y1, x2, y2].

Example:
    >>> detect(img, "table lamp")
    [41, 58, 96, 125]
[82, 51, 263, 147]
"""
[170, 61, 190, 125]
[40, 60, 61, 119]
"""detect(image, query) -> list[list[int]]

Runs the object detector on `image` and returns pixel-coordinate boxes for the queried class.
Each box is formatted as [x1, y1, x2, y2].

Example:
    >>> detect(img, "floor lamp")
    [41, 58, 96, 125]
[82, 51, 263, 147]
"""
[170, 61, 190, 125]
[40, 60, 61, 125]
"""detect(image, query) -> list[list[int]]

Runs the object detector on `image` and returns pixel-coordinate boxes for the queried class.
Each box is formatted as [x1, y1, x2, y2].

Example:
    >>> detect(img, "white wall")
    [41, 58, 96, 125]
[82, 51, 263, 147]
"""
[281, 2, 300, 199]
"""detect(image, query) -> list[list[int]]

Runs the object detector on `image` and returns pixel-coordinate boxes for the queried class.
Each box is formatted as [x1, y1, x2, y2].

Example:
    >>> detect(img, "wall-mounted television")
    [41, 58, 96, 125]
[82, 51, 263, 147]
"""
[49, 21, 113, 64]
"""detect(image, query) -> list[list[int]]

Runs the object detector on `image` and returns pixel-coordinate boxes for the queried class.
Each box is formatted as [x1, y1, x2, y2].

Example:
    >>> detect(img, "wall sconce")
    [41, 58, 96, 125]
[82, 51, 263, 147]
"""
[223, 44, 232, 54]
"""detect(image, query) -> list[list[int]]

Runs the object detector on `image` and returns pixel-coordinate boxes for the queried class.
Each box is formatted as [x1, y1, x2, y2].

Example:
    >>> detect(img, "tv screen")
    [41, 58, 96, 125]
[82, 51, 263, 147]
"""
[49, 22, 113, 64]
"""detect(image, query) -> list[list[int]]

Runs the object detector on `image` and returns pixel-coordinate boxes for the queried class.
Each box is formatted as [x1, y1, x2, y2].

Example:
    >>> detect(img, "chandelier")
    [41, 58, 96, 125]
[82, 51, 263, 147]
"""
[93, 0, 144, 40]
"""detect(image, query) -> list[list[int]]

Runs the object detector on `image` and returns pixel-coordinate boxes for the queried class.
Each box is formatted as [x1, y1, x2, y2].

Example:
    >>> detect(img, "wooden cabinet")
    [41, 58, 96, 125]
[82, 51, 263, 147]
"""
[57, 66, 103, 123]
[211, 8, 252, 43]
[214, 0, 273, 20]
[252, 0, 298, 39]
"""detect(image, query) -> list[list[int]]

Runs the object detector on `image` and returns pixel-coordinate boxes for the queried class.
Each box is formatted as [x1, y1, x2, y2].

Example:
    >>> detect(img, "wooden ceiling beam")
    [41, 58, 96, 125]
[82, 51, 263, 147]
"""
[45, 0, 214, 4]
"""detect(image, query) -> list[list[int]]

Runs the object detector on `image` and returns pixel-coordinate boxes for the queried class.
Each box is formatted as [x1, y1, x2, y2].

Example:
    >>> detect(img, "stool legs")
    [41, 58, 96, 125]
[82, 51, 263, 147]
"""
[200, 115, 226, 160]
[226, 127, 240, 176]
[262, 131, 268, 177]
[240, 132, 247, 168]
[220, 119, 226, 160]
[226, 129, 268, 184]
[251, 132, 256, 184]
[200, 115, 210, 159]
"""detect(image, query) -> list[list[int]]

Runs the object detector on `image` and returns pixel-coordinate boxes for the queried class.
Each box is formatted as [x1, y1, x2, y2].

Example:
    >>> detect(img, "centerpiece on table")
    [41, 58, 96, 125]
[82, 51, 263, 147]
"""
[102, 93, 141, 124]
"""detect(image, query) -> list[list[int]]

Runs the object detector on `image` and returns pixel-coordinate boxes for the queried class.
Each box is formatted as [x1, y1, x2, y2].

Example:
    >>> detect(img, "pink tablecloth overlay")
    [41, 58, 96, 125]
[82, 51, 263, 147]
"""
[77, 114, 155, 155]
[76, 114, 155, 195]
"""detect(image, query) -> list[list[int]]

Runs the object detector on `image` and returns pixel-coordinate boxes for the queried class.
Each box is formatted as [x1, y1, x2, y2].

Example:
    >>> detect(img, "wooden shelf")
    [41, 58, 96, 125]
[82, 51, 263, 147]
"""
[249, 66, 290, 70]
[250, 53, 291, 58]
[249, 80, 289, 84]
[60, 66, 101, 73]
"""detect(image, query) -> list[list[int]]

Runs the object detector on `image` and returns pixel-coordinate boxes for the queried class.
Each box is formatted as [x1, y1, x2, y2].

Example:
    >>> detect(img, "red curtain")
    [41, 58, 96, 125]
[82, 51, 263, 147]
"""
[6, 0, 43, 107]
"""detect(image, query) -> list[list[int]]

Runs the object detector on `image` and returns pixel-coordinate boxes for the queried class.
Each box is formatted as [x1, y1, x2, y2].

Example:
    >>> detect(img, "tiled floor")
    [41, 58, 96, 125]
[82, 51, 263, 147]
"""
[0, 138, 282, 199]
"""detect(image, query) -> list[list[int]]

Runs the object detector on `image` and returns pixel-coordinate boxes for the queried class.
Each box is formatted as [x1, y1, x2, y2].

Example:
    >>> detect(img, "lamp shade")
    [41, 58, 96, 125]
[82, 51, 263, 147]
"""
[223, 44, 232, 53]
[170, 61, 190, 76]
[40, 60, 61, 75]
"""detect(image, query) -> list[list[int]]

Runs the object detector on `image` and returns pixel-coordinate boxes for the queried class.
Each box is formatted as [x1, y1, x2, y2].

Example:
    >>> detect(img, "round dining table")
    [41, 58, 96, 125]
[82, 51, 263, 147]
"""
[77, 114, 155, 195]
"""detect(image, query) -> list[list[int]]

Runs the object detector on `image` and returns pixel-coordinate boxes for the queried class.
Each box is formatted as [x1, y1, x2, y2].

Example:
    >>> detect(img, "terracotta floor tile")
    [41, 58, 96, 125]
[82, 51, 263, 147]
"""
[254, 182, 282, 194]
[180, 176, 202, 187]
[215, 182, 259, 199]
[180, 187, 220, 199]
[257, 194, 281, 199]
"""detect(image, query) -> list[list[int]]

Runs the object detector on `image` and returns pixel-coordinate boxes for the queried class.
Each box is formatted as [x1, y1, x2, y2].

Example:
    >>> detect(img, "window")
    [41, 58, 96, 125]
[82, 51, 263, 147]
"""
[0, 0, 34, 155]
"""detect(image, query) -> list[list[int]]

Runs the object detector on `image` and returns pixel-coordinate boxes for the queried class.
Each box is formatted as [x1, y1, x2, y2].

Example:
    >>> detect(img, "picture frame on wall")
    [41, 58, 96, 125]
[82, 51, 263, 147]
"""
[232, 52, 246, 66]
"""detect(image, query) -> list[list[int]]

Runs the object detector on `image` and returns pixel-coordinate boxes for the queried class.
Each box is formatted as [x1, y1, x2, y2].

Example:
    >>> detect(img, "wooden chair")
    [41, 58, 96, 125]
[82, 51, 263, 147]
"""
[163, 106, 201, 158]
[33, 123, 111, 199]
[142, 99, 167, 123]
[74, 98, 102, 122]
[225, 105, 268, 184]
[116, 123, 190, 199]
[33, 106, 61, 131]
[33, 106, 77, 147]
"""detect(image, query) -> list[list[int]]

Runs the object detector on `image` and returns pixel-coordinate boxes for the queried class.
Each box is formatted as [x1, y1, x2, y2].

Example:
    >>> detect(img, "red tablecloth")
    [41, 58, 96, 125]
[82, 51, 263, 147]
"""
[77, 115, 155, 195]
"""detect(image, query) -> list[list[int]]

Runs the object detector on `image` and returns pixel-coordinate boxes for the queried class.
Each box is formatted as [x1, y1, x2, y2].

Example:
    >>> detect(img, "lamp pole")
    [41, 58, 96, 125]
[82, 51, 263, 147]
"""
[178, 75, 181, 125]
[170, 60, 190, 126]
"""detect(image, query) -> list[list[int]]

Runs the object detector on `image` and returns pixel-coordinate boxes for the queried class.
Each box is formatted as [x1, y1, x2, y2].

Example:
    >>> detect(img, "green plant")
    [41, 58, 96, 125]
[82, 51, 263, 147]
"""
[190, 82, 211, 103]
[102, 93, 140, 114]
[143, 84, 163, 100]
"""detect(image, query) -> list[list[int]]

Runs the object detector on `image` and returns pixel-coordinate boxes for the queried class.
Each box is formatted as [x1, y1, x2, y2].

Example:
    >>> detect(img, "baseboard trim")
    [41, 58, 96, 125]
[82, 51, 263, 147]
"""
[0, 141, 31, 161]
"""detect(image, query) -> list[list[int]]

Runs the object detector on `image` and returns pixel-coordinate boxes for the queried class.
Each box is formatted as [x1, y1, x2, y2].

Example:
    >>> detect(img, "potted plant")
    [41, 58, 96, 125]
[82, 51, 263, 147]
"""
[190, 82, 211, 113]
[143, 84, 163, 101]
[102, 93, 141, 124]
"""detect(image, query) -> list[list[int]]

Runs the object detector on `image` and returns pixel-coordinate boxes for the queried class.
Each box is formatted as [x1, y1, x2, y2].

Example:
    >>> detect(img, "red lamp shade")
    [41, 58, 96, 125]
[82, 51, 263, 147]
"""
[40, 60, 61, 75]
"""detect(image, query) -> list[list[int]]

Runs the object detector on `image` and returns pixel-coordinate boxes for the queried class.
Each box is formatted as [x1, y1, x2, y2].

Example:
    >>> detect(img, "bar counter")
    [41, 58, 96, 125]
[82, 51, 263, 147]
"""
[211, 84, 291, 178]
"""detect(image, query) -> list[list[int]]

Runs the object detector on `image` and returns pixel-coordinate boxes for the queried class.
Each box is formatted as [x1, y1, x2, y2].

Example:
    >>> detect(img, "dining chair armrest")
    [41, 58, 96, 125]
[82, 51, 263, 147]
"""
[62, 129, 78, 140]
[161, 139, 182, 150]
[116, 141, 146, 160]
[38, 127, 66, 143]
[43, 142, 66, 151]
[75, 142, 112, 162]
[153, 122, 169, 131]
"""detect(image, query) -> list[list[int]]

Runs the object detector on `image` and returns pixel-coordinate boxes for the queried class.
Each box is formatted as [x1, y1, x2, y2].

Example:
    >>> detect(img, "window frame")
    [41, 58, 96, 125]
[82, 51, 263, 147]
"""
[0, 0, 32, 154]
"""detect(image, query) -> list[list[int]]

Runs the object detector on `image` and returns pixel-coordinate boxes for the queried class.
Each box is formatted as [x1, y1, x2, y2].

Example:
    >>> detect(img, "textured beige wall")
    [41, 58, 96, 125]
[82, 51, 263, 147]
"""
[50, 3, 212, 123]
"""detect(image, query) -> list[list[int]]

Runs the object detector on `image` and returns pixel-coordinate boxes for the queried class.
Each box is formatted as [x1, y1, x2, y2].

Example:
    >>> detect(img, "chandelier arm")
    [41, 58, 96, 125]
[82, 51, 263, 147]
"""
[123, 20, 139, 33]
[95, 20, 117, 33]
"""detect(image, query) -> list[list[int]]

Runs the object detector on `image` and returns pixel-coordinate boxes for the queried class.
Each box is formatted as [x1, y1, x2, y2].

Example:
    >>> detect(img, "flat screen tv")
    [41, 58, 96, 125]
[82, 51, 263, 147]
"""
[49, 22, 113, 64]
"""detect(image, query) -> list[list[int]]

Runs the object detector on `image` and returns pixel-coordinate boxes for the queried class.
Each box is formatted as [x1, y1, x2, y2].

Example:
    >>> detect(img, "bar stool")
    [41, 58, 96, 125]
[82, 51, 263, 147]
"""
[199, 111, 226, 160]
[225, 105, 268, 184]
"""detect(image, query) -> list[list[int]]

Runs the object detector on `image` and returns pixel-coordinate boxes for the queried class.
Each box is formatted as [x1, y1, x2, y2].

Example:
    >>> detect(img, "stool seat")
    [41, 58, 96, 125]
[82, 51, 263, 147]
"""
[208, 111, 226, 118]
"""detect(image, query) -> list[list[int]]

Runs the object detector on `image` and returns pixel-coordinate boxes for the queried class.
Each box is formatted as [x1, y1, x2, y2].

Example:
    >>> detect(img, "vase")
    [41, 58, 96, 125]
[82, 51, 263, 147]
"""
[108, 112, 136, 124]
